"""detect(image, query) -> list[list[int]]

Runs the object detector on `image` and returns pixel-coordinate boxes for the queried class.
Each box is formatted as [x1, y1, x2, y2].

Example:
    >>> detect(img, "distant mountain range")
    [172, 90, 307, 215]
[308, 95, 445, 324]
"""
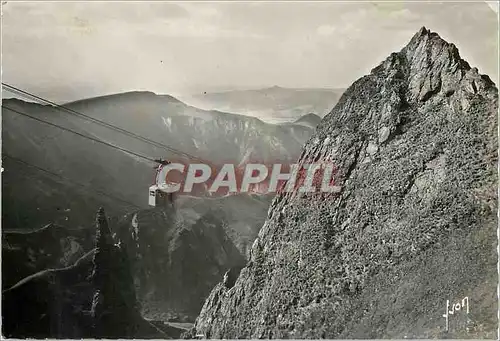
[180, 86, 344, 123]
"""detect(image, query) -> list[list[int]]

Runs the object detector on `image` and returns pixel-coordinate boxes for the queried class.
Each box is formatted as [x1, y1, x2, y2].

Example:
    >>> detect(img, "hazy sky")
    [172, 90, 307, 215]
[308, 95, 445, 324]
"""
[1, 1, 498, 102]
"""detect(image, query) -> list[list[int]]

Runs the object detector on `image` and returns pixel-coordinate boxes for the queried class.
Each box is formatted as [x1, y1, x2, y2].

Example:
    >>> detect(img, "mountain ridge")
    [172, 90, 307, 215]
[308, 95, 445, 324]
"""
[1, 87, 318, 231]
[186, 26, 498, 339]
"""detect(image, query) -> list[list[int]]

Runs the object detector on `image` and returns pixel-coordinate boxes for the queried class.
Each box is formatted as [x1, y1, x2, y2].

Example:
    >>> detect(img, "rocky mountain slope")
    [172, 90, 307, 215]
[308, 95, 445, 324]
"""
[187, 27, 498, 339]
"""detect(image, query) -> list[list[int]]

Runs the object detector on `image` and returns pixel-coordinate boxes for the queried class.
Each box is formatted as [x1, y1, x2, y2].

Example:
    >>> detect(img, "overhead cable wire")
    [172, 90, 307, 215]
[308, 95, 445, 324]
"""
[2, 153, 142, 209]
[2, 105, 157, 163]
[2, 83, 208, 163]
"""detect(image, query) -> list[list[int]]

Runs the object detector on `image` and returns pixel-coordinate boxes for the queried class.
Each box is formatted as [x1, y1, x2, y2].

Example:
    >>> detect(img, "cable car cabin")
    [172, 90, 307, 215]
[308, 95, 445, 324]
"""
[149, 184, 176, 207]
[150, 161, 177, 207]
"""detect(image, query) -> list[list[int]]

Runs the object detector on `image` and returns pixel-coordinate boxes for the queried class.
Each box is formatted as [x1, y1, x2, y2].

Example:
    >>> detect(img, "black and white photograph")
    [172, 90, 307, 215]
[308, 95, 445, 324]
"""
[1, 0, 498, 339]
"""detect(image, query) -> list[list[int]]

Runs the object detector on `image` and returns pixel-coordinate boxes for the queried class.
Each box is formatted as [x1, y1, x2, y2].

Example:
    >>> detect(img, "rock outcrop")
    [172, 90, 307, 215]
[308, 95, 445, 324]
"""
[188, 27, 498, 339]
[90, 207, 165, 338]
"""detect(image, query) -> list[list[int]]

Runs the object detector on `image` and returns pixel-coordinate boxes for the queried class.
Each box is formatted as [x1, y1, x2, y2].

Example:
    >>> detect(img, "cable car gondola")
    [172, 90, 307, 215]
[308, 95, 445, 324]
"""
[149, 159, 177, 207]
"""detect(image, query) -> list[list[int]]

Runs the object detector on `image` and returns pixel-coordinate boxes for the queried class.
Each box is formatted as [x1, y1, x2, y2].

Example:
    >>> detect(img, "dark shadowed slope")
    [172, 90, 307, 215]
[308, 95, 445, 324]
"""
[188, 27, 498, 339]
[2, 248, 97, 338]
[2, 193, 270, 329]
[2, 209, 168, 339]
[2, 223, 94, 289]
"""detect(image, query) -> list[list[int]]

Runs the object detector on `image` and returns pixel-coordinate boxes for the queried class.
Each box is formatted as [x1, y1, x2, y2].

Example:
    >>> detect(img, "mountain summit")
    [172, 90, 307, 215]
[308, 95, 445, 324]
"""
[187, 27, 498, 339]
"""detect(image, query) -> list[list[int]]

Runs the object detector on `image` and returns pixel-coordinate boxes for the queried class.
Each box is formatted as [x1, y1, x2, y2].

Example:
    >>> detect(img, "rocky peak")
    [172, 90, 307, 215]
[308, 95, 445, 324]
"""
[90, 207, 115, 288]
[371, 26, 496, 103]
[403, 26, 464, 67]
[90, 208, 164, 338]
[187, 28, 498, 339]
[94, 207, 113, 251]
